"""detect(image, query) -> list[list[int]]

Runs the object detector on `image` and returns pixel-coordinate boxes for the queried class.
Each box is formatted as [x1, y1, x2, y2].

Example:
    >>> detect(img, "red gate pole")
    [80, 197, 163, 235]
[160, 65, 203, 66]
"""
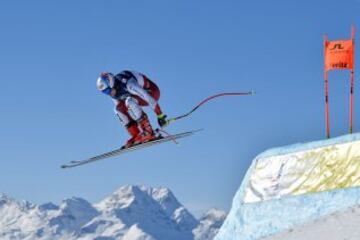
[325, 71, 330, 138]
[349, 26, 355, 134]
[324, 34, 330, 138]
[350, 70, 354, 134]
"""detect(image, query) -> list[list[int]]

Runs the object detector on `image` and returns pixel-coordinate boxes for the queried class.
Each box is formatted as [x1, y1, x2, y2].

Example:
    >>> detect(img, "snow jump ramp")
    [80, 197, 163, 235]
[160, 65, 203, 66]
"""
[215, 133, 360, 240]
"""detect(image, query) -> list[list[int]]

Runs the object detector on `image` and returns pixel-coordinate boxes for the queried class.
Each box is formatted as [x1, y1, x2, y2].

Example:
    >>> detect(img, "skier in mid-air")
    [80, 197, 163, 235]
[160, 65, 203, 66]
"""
[60, 72, 253, 169]
[96, 70, 168, 148]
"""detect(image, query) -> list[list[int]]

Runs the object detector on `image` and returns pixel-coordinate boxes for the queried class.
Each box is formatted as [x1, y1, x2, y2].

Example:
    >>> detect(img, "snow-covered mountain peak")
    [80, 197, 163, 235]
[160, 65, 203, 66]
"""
[193, 209, 227, 240]
[0, 192, 8, 198]
[200, 208, 227, 224]
[149, 187, 181, 210]
[97, 185, 198, 229]
[96, 185, 181, 213]
[92, 185, 200, 239]
[48, 197, 99, 234]
[0, 193, 33, 211]
[39, 202, 59, 211]
[60, 197, 94, 211]
[0, 193, 12, 205]
[149, 186, 174, 201]
[0, 186, 226, 240]
[96, 185, 146, 211]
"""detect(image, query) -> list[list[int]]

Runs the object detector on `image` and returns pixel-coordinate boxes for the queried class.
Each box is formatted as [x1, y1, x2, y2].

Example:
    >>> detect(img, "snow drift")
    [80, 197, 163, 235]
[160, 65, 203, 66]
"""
[215, 133, 360, 240]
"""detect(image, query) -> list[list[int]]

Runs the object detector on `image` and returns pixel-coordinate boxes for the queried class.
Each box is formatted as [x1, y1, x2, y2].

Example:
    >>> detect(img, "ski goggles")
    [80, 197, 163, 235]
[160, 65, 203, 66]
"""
[101, 87, 112, 95]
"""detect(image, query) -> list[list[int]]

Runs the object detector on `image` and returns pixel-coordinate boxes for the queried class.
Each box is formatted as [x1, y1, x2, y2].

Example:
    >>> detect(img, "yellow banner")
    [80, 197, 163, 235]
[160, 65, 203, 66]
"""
[244, 140, 360, 203]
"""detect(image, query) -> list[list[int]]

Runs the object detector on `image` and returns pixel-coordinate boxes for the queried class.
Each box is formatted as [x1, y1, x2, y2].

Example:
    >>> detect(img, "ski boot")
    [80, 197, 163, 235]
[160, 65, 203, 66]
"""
[135, 114, 157, 143]
[124, 121, 141, 148]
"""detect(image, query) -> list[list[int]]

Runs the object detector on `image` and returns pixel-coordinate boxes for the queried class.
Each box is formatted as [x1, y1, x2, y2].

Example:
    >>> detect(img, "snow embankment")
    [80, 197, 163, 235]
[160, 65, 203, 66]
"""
[215, 133, 360, 240]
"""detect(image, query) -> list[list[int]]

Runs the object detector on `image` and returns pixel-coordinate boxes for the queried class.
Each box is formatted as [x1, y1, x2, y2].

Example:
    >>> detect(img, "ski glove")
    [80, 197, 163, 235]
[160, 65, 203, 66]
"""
[157, 113, 168, 127]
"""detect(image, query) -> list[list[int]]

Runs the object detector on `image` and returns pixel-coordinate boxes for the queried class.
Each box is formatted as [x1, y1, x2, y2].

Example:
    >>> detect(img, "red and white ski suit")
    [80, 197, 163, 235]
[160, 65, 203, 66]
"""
[109, 70, 163, 126]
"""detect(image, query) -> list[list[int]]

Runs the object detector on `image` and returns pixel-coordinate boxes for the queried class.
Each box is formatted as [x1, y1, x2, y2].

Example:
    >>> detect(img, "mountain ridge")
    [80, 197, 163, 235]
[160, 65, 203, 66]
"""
[0, 185, 226, 240]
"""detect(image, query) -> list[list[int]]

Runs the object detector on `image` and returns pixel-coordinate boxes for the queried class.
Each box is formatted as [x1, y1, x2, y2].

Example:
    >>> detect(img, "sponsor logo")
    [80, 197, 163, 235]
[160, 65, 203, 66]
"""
[330, 44, 344, 50]
[331, 62, 348, 68]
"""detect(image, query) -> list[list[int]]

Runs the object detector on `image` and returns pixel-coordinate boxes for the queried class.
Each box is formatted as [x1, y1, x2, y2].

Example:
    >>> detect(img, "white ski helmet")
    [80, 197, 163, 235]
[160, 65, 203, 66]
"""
[96, 72, 114, 93]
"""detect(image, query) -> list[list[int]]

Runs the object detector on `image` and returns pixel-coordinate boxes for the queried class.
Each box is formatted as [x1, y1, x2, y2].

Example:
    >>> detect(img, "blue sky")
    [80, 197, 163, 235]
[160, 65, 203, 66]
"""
[0, 0, 360, 216]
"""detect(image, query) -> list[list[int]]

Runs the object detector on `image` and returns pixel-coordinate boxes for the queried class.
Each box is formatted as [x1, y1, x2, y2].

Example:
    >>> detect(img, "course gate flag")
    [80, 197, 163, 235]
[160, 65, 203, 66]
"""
[325, 39, 354, 71]
[324, 26, 355, 138]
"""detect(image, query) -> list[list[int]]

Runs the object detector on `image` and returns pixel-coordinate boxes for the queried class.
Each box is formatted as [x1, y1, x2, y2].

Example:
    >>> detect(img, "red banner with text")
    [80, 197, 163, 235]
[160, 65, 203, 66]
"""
[324, 39, 354, 71]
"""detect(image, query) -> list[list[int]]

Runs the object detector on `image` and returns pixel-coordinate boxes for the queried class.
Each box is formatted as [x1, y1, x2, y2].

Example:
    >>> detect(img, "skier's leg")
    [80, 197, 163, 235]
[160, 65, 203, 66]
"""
[127, 76, 163, 117]
[114, 101, 131, 125]
[115, 100, 140, 146]
[144, 77, 160, 101]
[124, 97, 144, 122]
[124, 121, 140, 146]
[125, 97, 156, 142]
[132, 78, 160, 106]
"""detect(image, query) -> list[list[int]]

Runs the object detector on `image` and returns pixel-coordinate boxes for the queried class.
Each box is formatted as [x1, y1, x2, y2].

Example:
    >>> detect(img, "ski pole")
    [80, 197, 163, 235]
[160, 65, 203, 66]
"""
[165, 91, 255, 126]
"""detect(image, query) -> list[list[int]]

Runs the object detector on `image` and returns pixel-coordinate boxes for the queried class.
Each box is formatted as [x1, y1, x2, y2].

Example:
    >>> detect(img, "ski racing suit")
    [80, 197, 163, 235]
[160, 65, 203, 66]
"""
[107, 70, 163, 125]
[99, 70, 167, 146]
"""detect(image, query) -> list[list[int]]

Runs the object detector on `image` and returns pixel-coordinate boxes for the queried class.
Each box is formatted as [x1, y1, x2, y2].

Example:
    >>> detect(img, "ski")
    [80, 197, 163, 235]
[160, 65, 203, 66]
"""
[61, 129, 202, 169]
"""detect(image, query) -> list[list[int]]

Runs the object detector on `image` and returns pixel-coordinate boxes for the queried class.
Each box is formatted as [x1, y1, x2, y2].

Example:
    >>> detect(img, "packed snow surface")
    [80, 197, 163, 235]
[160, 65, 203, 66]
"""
[263, 204, 360, 240]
